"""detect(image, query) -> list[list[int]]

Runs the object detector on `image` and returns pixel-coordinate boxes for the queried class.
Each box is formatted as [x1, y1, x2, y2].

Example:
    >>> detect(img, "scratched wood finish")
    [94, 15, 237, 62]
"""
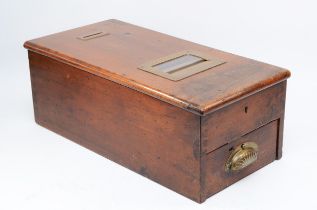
[24, 19, 290, 115]
[24, 19, 290, 203]
[28, 51, 201, 202]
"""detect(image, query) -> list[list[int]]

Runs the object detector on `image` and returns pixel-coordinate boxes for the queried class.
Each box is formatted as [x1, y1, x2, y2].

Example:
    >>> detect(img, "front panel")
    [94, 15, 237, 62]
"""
[28, 51, 202, 202]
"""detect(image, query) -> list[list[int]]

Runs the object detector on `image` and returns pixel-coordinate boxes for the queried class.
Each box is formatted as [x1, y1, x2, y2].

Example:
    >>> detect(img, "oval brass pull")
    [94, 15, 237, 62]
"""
[225, 142, 258, 172]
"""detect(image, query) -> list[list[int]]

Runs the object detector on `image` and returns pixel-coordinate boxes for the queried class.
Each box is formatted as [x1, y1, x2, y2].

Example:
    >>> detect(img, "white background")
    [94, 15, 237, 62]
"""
[1, 0, 316, 209]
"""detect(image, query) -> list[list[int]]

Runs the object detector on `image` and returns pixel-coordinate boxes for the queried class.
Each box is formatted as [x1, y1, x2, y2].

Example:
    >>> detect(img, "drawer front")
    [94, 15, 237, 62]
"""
[201, 81, 286, 153]
[201, 120, 278, 200]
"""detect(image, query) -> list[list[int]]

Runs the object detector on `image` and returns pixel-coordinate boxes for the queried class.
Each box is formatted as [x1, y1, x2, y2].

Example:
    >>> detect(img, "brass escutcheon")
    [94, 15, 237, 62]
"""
[225, 142, 258, 172]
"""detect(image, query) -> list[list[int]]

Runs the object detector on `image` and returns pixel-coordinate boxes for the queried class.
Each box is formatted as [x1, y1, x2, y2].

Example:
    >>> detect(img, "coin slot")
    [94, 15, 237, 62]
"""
[77, 31, 109, 40]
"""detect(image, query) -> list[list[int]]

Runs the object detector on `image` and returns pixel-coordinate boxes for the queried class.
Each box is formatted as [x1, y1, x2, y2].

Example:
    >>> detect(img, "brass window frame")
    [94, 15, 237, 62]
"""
[138, 50, 225, 81]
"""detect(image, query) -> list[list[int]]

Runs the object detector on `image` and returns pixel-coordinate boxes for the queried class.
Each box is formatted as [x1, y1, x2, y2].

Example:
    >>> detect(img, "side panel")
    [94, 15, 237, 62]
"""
[28, 51, 201, 202]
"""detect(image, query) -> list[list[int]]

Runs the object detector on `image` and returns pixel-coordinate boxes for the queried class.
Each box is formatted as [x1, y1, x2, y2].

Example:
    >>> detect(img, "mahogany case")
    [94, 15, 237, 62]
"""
[24, 19, 290, 203]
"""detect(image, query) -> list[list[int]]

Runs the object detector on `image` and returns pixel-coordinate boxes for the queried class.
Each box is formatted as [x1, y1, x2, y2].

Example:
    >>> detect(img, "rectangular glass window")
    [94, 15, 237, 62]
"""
[153, 55, 205, 74]
[138, 51, 225, 81]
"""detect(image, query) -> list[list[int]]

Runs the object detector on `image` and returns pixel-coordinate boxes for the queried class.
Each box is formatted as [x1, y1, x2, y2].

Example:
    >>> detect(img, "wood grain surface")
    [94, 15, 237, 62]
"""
[201, 120, 279, 201]
[201, 81, 286, 154]
[24, 19, 290, 115]
[25, 20, 290, 203]
[28, 51, 201, 202]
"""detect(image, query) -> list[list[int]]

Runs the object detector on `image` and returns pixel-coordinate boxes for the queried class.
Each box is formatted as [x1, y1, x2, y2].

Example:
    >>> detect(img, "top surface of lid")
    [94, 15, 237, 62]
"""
[24, 19, 290, 115]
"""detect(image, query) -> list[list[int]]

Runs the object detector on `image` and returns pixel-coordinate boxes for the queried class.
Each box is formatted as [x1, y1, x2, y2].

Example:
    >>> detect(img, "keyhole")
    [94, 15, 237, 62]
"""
[244, 106, 248, 113]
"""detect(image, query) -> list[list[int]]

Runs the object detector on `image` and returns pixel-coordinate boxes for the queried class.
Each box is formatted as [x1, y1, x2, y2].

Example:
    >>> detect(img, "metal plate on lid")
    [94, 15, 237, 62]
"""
[138, 51, 225, 81]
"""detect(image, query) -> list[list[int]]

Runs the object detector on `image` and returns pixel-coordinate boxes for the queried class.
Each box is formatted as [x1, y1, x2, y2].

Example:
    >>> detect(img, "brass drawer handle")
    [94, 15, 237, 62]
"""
[225, 142, 258, 172]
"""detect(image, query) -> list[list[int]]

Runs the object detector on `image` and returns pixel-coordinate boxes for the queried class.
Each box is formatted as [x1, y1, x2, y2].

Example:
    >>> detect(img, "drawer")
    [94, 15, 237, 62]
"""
[201, 120, 278, 200]
[201, 82, 286, 153]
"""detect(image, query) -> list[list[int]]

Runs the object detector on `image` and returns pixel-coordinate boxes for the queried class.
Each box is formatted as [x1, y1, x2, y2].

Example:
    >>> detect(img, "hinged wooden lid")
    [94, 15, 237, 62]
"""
[24, 19, 290, 115]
